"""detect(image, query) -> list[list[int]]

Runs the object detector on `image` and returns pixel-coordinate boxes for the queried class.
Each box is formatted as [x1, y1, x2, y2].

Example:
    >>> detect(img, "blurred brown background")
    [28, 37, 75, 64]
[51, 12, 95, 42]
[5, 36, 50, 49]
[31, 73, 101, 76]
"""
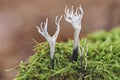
[0, 0, 120, 80]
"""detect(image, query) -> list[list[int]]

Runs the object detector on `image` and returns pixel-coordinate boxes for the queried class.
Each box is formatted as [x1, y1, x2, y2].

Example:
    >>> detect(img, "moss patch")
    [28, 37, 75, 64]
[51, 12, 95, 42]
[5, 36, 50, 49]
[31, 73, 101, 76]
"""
[14, 27, 120, 80]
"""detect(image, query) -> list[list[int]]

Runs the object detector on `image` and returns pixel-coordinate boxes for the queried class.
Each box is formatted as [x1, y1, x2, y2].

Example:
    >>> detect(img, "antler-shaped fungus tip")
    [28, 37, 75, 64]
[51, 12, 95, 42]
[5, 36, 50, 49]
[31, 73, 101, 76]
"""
[64, 4, 83, 29]
[53, 15, 63, 39]
[75, 5, 83, 16]
[36, 18, 51, 39]
[70, 6, 74, 15]
[55, 15, 63, 25]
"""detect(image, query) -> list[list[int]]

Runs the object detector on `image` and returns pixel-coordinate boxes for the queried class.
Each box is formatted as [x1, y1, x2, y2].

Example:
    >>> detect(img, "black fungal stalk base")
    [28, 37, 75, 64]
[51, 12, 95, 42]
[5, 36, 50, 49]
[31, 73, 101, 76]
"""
[51, 59, 54, 69]
[72, 46, 78, 61]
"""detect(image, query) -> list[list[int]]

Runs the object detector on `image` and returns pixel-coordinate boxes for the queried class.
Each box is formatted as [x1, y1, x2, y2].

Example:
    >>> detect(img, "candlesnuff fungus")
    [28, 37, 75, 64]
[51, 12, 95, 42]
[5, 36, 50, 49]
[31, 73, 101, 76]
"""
[36, 16, 63, 69]
[64, 5, 83, 61]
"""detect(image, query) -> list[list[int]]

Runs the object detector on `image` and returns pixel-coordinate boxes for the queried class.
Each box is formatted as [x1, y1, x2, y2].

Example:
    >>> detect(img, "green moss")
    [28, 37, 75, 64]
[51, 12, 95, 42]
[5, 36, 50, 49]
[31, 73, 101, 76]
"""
[14, 27, 120, 80]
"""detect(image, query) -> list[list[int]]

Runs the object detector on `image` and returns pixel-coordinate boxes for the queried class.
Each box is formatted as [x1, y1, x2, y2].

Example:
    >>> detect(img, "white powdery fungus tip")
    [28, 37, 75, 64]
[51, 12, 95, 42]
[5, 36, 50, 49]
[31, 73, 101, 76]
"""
[64, 5, 83, 30]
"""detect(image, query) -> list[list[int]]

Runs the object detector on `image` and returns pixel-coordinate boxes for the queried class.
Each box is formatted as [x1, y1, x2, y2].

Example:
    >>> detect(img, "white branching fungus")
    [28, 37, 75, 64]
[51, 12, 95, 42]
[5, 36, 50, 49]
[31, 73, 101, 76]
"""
[64, 5, 83, 61]
[36, 16, 63, 60]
